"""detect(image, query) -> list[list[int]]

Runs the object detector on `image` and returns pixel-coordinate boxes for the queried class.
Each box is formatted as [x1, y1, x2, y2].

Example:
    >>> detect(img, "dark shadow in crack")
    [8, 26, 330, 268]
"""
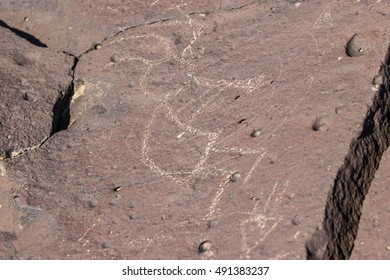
[0, 19, 47, 48]
[51, 82, 73, 134]
[51, 54, 78, 134]
[306, 44, 390, 259]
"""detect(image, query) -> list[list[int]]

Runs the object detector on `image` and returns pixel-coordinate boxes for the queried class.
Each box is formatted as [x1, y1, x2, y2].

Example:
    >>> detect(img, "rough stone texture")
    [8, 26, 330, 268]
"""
[1, 0, 390, 259]
[306, 55, 390, 259]
[0, 27, 72, 159]
[352, 147, 390, 259]
[350, 75, 390, 260]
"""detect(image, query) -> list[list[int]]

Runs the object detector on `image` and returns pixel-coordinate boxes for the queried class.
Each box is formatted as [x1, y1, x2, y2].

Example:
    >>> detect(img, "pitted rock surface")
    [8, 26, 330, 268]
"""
[1, 0, 390, 259]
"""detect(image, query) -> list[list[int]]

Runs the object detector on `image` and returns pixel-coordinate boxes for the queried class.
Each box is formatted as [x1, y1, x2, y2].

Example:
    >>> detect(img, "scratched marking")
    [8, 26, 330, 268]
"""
[85, 3, 317, 259]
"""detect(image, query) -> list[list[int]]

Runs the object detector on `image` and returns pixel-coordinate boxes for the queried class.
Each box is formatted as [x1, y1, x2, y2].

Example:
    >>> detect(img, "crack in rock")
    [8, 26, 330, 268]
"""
[1, 15, 184, 159]
[0, 22, 74, 160]
[307, 44, 390, 259]
[78, 1, 263, 56]
[81, 16, 178, 56]
[51, 54, 79, 134]
[4, 136, 50, 159]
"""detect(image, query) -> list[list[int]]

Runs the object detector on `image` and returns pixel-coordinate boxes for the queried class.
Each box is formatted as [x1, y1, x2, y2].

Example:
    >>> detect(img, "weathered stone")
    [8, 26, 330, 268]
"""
[0, 27, 72, 159]
[1, 0, 390, 260]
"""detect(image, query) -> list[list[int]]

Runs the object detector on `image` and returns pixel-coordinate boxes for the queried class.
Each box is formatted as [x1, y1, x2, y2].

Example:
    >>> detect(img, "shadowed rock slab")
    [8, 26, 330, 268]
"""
[0, 27, 72, 159]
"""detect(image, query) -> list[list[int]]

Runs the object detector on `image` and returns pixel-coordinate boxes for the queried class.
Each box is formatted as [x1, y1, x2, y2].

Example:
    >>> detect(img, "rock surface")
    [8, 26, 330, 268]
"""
[1, 0, 390, 259]
[0, 27, 73, 159]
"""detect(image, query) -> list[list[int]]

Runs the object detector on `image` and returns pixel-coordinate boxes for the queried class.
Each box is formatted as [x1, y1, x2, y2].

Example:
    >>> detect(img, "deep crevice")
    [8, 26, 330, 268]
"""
[51, 53, 79, 134]
[0, 19, 47, 48]
[306, 44, 390, 259]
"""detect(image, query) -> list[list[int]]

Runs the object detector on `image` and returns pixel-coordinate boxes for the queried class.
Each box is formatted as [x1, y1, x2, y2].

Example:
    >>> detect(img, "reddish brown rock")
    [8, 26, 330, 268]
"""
[1, 0, 390, 260]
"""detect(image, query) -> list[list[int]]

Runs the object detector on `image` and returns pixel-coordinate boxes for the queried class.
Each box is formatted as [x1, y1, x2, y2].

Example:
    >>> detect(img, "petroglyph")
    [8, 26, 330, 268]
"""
[74, 6, 315, 259]
[105, 14, 308, 257]
[240, 181, 289, 259]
